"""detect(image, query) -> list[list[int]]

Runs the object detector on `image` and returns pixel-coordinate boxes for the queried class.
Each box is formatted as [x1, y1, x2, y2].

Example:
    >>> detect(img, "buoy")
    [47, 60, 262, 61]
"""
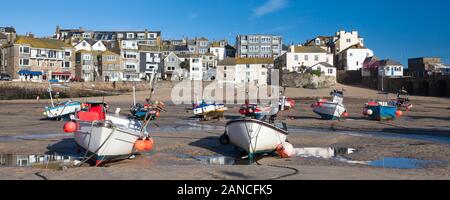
[63, 121, 77, 133]
[134, 139, 146, 151]
[362, 108, 368, 115]
[276, 142, 294, 158]
[144, 138, 154, 151]
[342, 112, 349, 118]
[396, 110, 403, 117]
[317, 102, 323, 107]
[407, 104, 413, 111]
[366, 109, 373, 116]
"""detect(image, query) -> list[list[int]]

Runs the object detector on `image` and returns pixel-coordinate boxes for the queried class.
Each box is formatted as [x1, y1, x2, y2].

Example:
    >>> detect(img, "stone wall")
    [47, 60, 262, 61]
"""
[282, 72, 337, 89]
[336, 70, 362, 84]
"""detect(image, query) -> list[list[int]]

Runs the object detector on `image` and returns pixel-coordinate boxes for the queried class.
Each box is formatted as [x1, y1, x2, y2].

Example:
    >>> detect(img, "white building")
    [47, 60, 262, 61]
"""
[275, 46, 334, 72]
[334, 30, 364, 54]
[121, 40, 141, 81]
[180, 56, 203, 81]
[378, 60, 404, 77]
[217, 58, 272, 86]
[338, 44, 374, 71]
[310, 62, 336, 77]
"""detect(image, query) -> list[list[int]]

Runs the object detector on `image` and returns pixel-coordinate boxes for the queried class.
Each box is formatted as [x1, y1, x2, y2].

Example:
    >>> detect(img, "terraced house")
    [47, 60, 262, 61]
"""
[2, 36, 75, 82]
[139, 45, 163, 80]
[236, 34, 282, 58]
[217, 57, 272, 86]
[98, 50, 122, 82]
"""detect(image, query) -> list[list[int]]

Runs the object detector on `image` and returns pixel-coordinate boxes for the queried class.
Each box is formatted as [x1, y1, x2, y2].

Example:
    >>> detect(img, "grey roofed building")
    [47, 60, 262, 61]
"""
[0, 27, 16, 33]
[382, 59, 402, 66]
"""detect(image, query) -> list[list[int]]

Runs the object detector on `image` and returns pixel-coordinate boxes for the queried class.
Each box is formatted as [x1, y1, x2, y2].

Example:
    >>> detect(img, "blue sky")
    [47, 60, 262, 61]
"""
[1, 0, 449, 65]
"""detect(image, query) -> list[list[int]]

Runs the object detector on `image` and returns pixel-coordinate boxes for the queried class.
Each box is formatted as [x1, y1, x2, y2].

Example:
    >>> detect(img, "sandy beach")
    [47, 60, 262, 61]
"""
[0, 82, 449, 180]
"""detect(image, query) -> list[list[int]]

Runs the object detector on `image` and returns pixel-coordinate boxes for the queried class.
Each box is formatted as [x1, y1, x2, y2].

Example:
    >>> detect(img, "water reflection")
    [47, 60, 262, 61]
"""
[292, 147, 447, 169]
[0, 153, 78, 169]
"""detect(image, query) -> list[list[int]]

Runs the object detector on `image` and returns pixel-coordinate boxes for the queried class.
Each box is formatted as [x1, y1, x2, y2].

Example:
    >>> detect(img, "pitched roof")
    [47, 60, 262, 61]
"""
[102, 50, 119, 56]
[236, 57, 274, 64]
[341, 43, 366, 52]
[292, 46, 327, 53]
[138, 45, 160, 52]
[382, 59, 402, 66]
[313, 62, 334, 68]
[15, 36, 72, 49]
[217, 58, 236, 65]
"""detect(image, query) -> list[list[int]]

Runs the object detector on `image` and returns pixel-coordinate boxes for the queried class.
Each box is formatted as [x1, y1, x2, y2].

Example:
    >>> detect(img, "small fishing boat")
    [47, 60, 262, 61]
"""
[279, 96, 295, 111]
[43, 86, 81, 120]
[363, 100, 399, 121]
[193, 100, 227, 121]
[220, 119, 289, 160]
[311, 90, 348, 120]
[66, 102, 152, 165]
[239, 100, 281, 122]
[390, 90, 413, 111]
[130, 101, 164, 121]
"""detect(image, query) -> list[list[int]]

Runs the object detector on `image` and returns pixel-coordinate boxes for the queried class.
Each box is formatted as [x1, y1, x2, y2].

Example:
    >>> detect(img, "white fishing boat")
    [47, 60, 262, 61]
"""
[221, 119, 289, 156]
[44, 100, 82, 120]
[43, 85, 81, 120]
[311, 90, 348, 120]
[75, 115, 146, 159]
[65, 102, 150, 165]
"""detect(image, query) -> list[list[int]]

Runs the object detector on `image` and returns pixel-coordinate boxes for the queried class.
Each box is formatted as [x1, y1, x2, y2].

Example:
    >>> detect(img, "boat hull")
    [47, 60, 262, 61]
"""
[225, 119, 288, 154]
[313, 102, 346, 120]
[45, 103, 81, 119]
[367, 105, 397, 121]
[74, 115, 145, 158]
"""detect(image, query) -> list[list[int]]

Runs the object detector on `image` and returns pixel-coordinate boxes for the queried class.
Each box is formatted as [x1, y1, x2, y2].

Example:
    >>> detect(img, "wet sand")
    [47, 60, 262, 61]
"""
[0, 84, 449, 180]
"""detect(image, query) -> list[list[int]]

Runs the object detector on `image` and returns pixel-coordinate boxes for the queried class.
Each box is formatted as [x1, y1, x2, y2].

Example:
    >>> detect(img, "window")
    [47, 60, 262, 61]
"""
[20, 46, 30, 54]
[328, 69, 333, 74]
[349, 53, 353, 57]
[126, 64, 135, 69]
[224, 73, 227, 78]
[82, 42, 87, 47]
[19, 58, 29, 66]
[46, 50, 56, 58]
[65, 51, 71, 57]
[346, 39, 351, 43]
[246, 64, 250, 69]
[356, 61, 359, 66]
[224, 66, 227, 71]
[63, 62, 70, 68]
[304, 55, 309, 61]
[314, 55, 319, 61]
[294, 55, 298, 61]
[127, 33, 134, 39]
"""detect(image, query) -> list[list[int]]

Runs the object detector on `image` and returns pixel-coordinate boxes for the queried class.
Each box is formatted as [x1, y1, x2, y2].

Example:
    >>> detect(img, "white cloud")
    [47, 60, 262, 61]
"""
[188, 13, 199, 22]
[253, 0, 288, 18]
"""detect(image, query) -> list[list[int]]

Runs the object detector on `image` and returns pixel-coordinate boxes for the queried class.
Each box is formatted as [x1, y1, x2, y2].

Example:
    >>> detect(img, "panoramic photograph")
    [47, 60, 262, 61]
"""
[0, 0, 449, 183]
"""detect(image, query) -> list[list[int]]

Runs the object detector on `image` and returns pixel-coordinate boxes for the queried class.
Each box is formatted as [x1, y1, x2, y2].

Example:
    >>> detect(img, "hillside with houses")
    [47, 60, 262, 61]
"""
[1, 26, 449, 96]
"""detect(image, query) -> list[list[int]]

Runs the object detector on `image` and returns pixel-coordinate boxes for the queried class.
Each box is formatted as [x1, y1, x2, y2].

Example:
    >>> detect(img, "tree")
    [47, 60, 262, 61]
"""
[180, 61, 190, 71]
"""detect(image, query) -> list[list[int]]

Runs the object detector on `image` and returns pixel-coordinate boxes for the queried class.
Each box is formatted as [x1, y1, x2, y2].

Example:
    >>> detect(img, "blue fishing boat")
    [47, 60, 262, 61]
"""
[364, 102, 398, 121]
[193, 100, 227, 121]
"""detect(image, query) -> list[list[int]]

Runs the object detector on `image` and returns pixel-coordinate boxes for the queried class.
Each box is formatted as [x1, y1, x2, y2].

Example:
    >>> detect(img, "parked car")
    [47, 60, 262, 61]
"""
[0, 74, 11, 81]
